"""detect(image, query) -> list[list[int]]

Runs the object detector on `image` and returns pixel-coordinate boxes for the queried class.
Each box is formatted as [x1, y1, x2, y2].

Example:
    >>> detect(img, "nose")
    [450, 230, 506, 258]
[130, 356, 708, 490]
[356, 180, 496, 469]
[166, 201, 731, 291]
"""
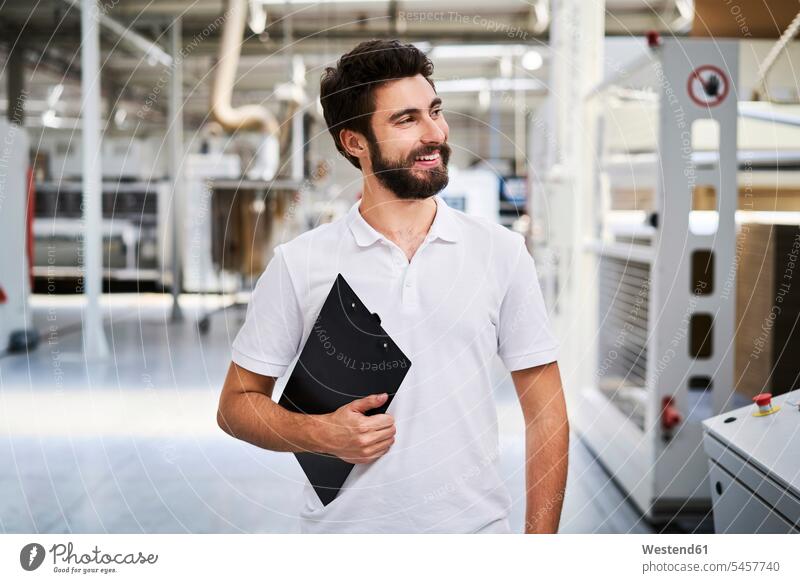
[421, 115, 447, 145]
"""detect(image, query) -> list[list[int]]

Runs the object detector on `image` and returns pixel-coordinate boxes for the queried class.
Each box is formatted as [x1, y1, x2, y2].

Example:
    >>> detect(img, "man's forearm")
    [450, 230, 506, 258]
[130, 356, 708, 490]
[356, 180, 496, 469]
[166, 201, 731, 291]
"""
[523, 414, 569, 533]
[218, 392, 327, 454]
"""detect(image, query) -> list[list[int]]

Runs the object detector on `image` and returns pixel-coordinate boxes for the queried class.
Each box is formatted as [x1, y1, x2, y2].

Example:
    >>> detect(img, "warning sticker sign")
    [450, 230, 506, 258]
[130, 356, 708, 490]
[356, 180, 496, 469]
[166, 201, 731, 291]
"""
[687, 65, 729, 108]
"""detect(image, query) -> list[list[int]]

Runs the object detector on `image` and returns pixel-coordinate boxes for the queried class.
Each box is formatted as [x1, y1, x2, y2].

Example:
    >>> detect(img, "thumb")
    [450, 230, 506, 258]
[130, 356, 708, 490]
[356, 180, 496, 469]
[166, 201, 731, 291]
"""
[349, 393, 388, 414]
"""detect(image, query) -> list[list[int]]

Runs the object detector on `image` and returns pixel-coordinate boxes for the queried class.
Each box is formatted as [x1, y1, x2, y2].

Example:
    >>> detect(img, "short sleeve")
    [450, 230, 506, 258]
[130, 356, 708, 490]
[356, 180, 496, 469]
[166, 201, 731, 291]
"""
[231, 245, 304, 378]
[496, 236, 560, 371]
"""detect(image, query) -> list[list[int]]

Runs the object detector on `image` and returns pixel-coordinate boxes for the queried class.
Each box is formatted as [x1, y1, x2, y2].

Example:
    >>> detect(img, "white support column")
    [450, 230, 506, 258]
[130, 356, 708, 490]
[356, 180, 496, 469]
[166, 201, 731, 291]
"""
[81, 0, 109, 359]
[540, 0, 605, 398]
[514, 83, 525, 176]
[169, 16, 184, 322]
[286, 13, 304, 182]
[291, 93, 304, 181]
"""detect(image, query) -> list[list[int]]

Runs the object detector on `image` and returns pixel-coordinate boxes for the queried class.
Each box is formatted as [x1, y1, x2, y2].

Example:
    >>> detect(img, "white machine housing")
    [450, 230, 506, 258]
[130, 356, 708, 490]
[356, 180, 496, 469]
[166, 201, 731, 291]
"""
[574, 38, 741, 523]
[703, 390, 800, 533]
[181, 153, 241, 293]
[439, 168, 500, 223]
[0, 120, 34, 350]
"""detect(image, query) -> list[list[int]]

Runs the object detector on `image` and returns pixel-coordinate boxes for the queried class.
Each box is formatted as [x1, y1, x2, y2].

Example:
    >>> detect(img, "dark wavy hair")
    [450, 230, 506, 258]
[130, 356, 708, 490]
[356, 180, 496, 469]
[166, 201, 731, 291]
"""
[319, 39, 436, 169]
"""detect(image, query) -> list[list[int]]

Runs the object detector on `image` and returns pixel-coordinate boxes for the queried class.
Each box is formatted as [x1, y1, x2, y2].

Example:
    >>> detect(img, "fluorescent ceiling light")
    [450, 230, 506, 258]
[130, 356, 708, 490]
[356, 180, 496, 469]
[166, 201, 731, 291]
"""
[47, 84, 64, 108]
[435, 77, 545, 93]
[431, 44, 527, 60]
[42, 110, 62, 129]
[114, 108, 128, 127]
[414, 42, 432, 54]
[249, 0, 268, 34]
[521, 50, 543, 71]
[256, 0, 427, 4]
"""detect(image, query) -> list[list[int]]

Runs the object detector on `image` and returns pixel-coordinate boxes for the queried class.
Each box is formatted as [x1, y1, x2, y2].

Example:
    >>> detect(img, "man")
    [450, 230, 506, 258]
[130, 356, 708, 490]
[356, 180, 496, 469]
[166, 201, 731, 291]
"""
[217, 39, 568, 534]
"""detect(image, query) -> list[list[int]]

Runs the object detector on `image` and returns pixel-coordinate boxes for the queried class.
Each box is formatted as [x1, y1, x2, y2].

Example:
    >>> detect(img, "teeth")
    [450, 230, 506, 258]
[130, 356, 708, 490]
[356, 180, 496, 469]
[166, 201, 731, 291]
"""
[415, 153, 439, 161]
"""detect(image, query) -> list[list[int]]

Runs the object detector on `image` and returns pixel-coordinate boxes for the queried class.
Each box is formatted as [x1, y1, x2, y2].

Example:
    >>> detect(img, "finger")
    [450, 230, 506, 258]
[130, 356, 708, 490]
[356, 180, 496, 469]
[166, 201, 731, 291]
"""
[364, 425, 395, 444]
[364, 442, 394, 461]
[349, 393, 387, 414]
[362, 413, 394, 431]
[353, 446, 392, 464]
[364, 434, 395, 456]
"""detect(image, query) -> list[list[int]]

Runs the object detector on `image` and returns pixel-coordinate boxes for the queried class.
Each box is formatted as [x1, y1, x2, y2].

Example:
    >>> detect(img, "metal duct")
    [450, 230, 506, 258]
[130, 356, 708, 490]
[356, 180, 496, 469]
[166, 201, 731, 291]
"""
[211, 0, 279, 136]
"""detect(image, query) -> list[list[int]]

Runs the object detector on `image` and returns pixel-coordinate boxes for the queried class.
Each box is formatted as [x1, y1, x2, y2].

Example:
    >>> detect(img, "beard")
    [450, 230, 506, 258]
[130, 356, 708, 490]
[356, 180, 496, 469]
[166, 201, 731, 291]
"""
[367, 140, 451, 200]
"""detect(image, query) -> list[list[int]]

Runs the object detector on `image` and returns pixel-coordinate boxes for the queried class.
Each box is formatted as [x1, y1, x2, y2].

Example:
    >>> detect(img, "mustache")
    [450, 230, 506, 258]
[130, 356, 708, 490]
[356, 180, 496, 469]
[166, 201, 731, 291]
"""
[408, 143, 451, 162]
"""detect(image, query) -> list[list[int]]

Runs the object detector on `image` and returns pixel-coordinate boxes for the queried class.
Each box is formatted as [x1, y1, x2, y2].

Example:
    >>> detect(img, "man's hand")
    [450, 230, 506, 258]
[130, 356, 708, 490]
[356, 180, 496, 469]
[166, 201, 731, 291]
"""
[320, 393, 396, 464]
[217, 363, 396, 463]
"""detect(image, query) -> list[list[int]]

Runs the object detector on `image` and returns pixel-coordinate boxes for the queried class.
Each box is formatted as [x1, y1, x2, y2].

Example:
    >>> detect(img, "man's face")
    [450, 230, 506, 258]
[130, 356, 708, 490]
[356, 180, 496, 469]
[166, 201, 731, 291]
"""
[365, 74, 451, 199]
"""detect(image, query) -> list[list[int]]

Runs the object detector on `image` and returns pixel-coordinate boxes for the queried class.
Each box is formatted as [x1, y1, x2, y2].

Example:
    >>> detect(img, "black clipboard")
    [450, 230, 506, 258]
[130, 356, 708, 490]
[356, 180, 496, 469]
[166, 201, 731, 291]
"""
[278, 274, 412, 505]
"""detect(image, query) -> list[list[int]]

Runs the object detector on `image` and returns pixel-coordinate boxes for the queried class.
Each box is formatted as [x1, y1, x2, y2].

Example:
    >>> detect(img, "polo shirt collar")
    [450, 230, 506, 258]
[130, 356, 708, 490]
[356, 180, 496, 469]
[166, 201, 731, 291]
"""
[347, 194, 459, 248]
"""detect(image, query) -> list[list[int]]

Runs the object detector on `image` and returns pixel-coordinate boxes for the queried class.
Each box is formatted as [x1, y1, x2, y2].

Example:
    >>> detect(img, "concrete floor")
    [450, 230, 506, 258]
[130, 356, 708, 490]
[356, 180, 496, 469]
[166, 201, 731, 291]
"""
[0, 294, 655, 534]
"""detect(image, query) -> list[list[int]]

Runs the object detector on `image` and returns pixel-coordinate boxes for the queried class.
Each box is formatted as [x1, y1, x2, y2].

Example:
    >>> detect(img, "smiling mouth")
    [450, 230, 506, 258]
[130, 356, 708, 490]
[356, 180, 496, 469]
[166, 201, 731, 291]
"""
[413, 151, 441, 167]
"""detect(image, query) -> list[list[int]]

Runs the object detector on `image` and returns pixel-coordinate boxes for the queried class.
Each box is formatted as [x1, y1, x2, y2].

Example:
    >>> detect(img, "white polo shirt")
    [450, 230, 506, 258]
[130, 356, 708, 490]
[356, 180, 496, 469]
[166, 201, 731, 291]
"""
[231, 193, 560, 533]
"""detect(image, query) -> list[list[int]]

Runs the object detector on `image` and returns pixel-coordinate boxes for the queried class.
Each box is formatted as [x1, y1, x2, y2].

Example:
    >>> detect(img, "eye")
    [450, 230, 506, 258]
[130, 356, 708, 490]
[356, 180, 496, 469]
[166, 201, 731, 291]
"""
[397, 117, 413, 125]
[431, 108, 442, 117]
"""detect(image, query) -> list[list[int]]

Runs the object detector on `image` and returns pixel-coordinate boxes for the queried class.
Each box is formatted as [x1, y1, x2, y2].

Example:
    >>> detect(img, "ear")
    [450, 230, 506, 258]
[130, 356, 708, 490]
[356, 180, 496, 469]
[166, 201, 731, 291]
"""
[339, 128, 367, 162]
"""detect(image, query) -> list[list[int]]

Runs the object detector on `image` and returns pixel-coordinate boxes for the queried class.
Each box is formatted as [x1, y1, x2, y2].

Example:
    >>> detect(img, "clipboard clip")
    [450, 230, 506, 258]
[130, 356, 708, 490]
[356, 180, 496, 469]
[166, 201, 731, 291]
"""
[347, 298, 381, 326]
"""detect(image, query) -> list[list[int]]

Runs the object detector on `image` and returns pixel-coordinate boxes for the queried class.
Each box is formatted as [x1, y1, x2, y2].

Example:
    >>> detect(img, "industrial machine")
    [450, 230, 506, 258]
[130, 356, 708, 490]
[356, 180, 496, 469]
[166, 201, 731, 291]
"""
[181, 152, 242, 293]
[702, 390, 800, 533]
[45, 134, 167, 182]
[439, 168, 501, 223]
[32, 179, 170, 285]
[210, 178, 301, 280]
[31, 133, 171, 287]
[577, 37, 739, 524]
[498, 175, 528, 229]
[575, 34, 800, 525]
[0, 120, 37, 352]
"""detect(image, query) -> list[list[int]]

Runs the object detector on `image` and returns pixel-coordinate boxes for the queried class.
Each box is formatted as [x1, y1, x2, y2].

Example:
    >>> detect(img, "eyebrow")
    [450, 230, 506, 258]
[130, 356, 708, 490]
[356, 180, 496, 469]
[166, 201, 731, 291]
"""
[387, 97, 443, 123]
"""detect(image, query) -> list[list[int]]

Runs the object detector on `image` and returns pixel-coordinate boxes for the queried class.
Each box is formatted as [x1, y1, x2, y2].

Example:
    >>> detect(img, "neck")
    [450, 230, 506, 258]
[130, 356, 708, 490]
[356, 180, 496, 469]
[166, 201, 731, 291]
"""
[358, 173, 437, 240]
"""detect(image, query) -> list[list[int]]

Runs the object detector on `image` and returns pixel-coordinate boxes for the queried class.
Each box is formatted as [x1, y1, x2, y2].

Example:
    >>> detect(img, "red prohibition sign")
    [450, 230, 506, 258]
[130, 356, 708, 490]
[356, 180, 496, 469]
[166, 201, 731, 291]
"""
[687, 65, 729, 107]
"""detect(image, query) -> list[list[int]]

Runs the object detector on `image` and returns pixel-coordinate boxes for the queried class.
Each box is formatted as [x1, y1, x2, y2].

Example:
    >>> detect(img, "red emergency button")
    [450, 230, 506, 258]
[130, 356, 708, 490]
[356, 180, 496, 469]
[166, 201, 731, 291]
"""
[753, 393, 772, 407]
[752, 393, 780, 416]
[646, 30, 662, 48]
